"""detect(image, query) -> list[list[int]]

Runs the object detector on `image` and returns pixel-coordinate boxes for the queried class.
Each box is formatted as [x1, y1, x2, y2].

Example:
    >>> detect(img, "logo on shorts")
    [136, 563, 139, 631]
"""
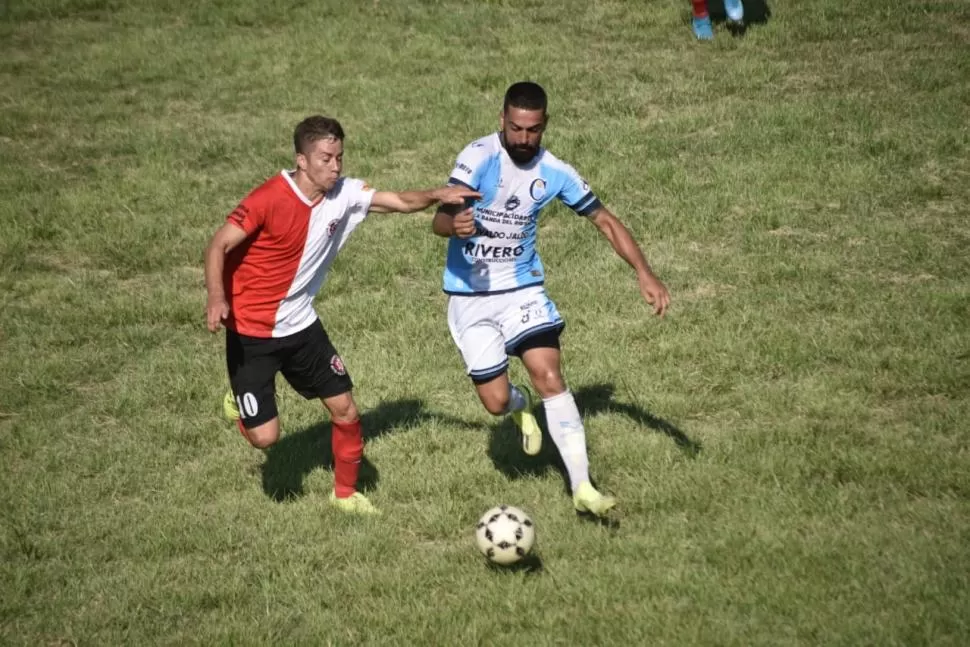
[327, 219, 340, 238]
[330, 354, 346, 376]
[529, 178, 547, 202]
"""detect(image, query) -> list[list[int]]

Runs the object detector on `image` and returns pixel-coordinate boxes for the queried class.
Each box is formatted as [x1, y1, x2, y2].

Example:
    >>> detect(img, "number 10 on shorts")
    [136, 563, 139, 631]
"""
[236, 392, 258, 419]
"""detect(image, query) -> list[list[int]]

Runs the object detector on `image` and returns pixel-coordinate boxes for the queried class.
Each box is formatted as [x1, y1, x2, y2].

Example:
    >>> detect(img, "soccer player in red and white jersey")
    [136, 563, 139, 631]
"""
[204, 115, 479, 515]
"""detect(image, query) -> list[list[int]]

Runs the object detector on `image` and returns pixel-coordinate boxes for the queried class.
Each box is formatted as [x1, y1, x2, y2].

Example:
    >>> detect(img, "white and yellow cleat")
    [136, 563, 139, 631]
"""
[510, 384, 542, 456]
[329, 491, 380, 516]
[573, 481, 617, 517]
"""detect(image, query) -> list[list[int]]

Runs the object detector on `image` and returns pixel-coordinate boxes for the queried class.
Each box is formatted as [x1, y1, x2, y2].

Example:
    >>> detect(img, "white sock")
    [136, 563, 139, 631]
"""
[542, 390, 590, 493]
[502, 384, 528, 415]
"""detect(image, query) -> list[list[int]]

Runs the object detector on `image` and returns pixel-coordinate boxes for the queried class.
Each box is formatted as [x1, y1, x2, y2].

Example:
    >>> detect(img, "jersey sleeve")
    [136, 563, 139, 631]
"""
[341, 177, 376, 224]
[556, 162, 603, 216]
[447, 142, 489, 190]
[226, 193, 268, 235]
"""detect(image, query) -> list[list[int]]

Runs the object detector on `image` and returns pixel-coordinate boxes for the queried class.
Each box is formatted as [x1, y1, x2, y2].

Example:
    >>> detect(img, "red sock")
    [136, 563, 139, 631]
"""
[236, 419, 253, 444]
[692, 0, 709, 18]
[331, 419, 363, 498]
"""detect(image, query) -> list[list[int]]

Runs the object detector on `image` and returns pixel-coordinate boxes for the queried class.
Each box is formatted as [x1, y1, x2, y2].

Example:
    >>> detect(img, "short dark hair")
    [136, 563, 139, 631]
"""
[503, 81, 547, 113]
[293, 115, 345, 155]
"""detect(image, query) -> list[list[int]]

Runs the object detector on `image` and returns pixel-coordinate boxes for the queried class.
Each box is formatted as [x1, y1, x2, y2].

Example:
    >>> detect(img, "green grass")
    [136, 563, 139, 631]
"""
[2, 0, 969, 644]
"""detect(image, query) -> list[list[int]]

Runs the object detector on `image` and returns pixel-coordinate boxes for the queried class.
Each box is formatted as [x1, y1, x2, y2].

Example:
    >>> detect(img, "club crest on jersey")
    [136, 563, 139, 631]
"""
[330, 355, 346, 376]
[529, 178, 547, 202]
[504, 195, 521, 211]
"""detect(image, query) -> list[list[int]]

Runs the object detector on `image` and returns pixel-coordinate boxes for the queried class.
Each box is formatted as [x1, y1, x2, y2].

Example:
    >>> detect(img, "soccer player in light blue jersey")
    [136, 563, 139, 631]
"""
[432, 82, 671, 517]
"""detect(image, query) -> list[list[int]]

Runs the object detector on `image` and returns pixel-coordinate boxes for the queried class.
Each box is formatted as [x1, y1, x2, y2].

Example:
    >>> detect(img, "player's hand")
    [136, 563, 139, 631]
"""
[434, 186, 482, 205]
[452, 208, 477, 238]
[206, 295, 230, 332]
[638, 272, 670, 317]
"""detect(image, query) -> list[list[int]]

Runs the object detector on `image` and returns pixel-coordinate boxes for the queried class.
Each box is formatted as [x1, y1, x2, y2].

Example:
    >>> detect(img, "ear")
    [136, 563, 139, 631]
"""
[295, 153, 307, 171]
[499, 109, 506, 130]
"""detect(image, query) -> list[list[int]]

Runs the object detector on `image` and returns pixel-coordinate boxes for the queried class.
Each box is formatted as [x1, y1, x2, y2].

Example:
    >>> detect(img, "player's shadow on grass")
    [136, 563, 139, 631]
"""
[486, 382, 700, 492]
[261, 398, 455, 502]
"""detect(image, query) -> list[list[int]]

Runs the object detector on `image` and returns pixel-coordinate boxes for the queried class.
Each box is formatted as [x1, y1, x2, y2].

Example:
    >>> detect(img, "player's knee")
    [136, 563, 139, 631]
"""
[324, 392, 358, 423]
[530, 369, 566, 398]
[482, 398, 509, 416]
[478, 388, 510, 416]
[244, 420, 280, 449]
[248, 434, 276, 450]
[473, 374, 511, 415]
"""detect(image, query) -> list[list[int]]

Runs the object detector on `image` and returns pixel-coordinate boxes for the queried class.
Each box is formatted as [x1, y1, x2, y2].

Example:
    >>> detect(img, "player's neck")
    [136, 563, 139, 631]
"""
[290, 169, 326, 203]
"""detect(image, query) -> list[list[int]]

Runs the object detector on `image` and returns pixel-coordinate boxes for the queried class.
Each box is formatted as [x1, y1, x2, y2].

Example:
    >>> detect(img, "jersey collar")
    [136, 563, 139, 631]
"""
[281, 170, 326, 207]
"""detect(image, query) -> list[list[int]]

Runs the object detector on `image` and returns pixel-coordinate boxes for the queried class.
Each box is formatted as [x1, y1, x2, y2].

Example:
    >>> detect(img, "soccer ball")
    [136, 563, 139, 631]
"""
[475, 505, 536, 565]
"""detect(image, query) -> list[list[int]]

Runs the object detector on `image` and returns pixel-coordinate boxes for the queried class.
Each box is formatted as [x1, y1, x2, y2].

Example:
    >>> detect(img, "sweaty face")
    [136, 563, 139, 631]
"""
[297, 136, 343, 193]
[501, 107, 545, 164]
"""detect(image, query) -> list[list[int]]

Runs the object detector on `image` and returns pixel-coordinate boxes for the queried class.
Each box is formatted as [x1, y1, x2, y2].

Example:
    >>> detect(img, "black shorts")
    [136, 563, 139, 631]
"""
[509, 327, 562, 358]
[226, 319, 353, 428]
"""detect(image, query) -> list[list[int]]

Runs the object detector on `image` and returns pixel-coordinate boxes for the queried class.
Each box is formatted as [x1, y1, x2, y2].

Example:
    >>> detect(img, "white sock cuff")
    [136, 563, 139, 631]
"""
[541, 389, 573, 407]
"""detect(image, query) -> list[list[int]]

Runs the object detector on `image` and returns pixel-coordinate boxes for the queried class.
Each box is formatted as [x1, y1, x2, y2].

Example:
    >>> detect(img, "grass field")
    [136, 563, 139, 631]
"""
[2, 0, 969, 644]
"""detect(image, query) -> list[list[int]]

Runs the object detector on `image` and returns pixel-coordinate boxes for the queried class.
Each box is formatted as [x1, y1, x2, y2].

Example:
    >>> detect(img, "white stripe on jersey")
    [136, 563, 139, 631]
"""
[274, 173, 374, 336]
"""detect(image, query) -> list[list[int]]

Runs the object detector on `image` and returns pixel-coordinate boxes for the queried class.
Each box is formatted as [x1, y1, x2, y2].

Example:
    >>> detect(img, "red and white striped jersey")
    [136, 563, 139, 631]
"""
[223, 171, 375, 338]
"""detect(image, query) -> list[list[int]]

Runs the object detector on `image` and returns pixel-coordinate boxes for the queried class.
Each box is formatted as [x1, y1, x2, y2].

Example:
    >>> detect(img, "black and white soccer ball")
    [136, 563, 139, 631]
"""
[475, 505, 536, 565]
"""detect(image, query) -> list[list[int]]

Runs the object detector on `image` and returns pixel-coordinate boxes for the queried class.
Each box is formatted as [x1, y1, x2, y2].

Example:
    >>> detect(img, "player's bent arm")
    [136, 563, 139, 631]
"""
[204, 222, 249, 331]
[204, 223, 248, 301]
[432, 204, 462, 237]
[588, 207, 657, 279]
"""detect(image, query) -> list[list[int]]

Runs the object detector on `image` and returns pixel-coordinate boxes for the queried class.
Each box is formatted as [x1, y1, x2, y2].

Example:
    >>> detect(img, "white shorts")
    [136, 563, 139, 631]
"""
[447, 285, 565, 381]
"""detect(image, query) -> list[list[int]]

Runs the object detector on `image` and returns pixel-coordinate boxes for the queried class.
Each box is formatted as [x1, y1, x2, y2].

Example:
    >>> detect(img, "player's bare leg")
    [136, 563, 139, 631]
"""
[520, 347, 616, 517]
[323, 392, 378, 515]
[243, 419, 280, 449]
[474, 373, 542, 456]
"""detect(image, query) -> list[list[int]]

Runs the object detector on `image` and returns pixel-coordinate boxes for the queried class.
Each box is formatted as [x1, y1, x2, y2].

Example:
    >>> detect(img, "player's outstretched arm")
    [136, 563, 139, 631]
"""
[589, 207, 671, 317]
[369, 186, 480, 214]
[204, 223, 248, 332]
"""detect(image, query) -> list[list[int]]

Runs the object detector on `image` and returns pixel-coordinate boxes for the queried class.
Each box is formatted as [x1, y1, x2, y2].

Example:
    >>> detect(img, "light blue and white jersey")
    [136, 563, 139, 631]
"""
[442, 133, 602, 295]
